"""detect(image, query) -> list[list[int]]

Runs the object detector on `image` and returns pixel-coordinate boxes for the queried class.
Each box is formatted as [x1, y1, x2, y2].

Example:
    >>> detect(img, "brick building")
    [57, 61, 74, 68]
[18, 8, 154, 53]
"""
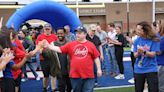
[0, 1, 164, 32]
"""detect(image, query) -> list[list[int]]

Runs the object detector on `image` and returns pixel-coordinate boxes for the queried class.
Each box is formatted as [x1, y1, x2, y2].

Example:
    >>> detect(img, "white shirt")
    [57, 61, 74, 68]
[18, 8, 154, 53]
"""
[108, 30, 117, 46]
[0, 71, 3, 78]
[131, 35, 138, 52]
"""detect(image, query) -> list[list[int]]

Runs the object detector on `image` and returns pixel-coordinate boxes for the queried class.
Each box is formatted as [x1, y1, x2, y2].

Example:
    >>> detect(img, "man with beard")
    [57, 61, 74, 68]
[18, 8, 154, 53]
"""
[53, 28, 72, 92]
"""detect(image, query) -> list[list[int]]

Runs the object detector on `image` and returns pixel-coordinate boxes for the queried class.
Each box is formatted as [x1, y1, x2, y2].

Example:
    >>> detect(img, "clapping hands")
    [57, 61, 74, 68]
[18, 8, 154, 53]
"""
[137, 46, 144, 54]
[0, 48, 14, 64]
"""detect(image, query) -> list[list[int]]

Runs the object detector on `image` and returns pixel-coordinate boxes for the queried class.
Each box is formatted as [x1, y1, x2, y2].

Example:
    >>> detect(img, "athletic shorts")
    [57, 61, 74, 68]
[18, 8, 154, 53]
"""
[41, 60, 57, 77]
[14, 74, 22, 86]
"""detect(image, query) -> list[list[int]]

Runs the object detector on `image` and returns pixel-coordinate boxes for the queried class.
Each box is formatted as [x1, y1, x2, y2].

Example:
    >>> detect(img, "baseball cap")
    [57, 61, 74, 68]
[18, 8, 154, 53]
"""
[44, 23, 52, 29]
[75, 26, 87, 33]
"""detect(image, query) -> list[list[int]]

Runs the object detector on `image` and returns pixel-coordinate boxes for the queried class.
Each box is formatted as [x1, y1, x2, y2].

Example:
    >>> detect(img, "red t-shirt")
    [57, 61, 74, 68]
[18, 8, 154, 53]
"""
[60, 40, 100, 78]
[12, 41, 26, 79]
[36, 33, 58, 44]
[36, 33, 58, 61]
[14, 39, 25, 51]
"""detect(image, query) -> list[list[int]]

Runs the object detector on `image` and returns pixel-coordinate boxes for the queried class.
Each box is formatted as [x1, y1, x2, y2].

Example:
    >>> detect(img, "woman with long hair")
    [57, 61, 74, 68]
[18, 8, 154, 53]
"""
[0, 28, 35, 92]
[0, 34, 14, 92]
[133, 21, 160, 92]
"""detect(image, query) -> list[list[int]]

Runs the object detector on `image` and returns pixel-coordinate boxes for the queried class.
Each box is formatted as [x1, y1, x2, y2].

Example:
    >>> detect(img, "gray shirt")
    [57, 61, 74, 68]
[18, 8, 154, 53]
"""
[96, 30, 108, 44]
[66, 33, 76, 42]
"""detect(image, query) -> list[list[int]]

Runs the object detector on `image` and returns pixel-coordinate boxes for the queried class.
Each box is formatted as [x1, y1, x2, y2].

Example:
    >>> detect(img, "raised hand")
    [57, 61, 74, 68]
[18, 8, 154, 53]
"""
[38, 39, 49, 48]
[31, 40, 49, 55]
[47, 42, 55, 50]
[1, 51, 14, 64]
[25, 51, 34, 59]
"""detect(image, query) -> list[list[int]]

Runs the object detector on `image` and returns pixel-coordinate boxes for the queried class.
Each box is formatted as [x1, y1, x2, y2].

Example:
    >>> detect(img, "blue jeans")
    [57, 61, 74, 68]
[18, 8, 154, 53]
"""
[22, 62, 38, 78]
[108, 46, 118, 73]
[102, 44, 110, 73]
[35, 52, 41, 69]
[70, 78, 95, 92]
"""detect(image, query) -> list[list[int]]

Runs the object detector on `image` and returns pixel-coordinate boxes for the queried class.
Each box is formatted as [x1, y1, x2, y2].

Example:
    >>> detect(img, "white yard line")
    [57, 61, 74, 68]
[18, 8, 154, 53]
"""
[94, 85, 134, 90]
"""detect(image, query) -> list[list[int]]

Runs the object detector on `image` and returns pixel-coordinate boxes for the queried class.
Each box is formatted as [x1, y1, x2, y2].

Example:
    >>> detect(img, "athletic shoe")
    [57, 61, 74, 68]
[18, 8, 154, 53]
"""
[36, 76, 40, 81]
[128, 78, 134, 84]
[114, 74, 125, 79]
[21, 78, 28, 82]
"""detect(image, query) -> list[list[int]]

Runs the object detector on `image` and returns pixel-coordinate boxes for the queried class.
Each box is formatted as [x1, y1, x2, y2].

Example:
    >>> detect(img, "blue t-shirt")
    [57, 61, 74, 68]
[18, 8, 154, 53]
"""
[157, 36, 164, 65]
[133, 37, 160, 73]
[3, 60, 15, 78]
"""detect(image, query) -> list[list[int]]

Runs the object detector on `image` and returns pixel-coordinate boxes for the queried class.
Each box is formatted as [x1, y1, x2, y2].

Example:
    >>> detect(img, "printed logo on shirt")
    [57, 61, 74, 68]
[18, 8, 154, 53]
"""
[143, 44, 150, 51]
[137, 44, 150, 51]
[74, 44, 88, 59]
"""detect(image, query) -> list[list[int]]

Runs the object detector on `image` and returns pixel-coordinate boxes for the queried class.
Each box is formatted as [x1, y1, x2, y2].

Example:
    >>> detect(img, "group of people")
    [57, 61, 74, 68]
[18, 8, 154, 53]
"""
[0, 15, 164, 92]
[126, 21, 164, 92]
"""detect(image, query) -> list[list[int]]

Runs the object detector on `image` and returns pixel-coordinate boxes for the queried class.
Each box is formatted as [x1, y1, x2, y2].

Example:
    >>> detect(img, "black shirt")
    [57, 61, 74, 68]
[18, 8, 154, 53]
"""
[86, 34, 101, 51]
[54, 40, 69, 75]
[115, 34, 125, 49]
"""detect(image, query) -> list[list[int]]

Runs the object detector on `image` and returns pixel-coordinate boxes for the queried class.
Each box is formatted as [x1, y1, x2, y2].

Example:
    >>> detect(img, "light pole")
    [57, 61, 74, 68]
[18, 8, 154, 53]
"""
[76, 0, 79, 18]
[127, 0, 130, 36]
[152, 0, 155, 22]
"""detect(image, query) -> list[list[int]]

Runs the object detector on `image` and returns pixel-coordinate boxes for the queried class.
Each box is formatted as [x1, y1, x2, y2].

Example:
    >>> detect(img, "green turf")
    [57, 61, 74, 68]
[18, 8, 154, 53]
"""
[124, 47, 131, 51]
[94, 87, 135, 92]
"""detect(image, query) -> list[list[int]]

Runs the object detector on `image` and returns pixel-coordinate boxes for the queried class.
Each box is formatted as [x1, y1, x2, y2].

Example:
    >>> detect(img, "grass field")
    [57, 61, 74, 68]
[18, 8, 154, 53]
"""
[124, 47, 131, 51]
[95, 87, 135, 92]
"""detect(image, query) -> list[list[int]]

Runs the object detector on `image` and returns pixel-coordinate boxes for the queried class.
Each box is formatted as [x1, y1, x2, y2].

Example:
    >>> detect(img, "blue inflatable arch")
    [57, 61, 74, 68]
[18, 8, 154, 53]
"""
[6, 0, 81, 32]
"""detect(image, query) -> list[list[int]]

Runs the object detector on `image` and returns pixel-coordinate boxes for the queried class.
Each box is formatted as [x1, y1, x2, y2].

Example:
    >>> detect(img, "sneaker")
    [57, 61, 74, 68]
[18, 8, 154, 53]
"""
[21, 78, 28, 82]
[114, 74, 125, 79]
[47, 85, 50, 90]
[36, 76, 40, 81]
[128, 78, 134, 84]
[94, 82, 98, 86]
